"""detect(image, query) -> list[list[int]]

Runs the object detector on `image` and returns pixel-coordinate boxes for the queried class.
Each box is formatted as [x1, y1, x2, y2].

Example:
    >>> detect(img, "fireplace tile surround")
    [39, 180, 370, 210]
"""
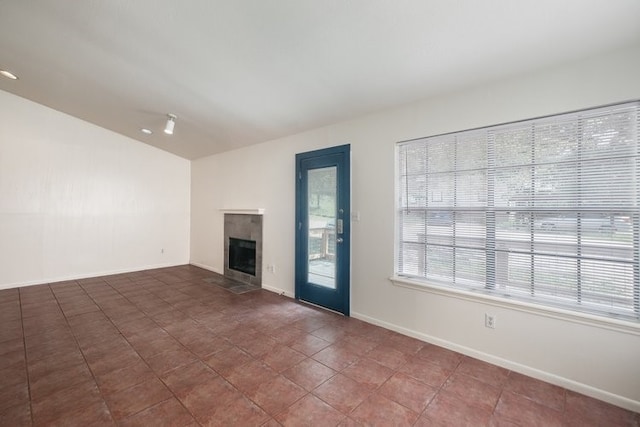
[223, 213, 263, 287]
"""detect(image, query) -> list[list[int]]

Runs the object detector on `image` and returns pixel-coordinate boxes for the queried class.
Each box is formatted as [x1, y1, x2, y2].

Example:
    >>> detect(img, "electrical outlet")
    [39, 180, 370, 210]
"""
[485, 313, 496, 329]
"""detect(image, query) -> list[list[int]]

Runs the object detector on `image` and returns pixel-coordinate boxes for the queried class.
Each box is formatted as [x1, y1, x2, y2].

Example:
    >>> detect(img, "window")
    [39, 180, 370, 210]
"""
[396, 101, 640, 321]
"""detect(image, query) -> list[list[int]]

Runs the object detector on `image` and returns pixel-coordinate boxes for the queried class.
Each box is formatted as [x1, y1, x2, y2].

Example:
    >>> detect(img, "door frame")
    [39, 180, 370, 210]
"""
[295, 144, 350, 315]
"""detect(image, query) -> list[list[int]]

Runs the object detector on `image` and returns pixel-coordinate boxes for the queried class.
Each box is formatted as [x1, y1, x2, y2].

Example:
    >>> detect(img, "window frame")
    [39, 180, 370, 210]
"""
[393, 101, 640, 325]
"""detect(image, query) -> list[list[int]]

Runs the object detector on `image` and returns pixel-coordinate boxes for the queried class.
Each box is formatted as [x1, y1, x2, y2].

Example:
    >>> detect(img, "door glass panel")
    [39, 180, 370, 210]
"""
[307, 166, 337, 289]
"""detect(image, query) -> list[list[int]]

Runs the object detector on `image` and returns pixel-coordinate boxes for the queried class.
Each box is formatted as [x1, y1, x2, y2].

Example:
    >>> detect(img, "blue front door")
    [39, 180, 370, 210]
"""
[295, 145, 350, 315]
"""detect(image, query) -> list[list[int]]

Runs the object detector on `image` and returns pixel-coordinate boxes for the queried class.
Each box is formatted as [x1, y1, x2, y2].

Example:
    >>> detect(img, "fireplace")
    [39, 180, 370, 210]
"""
[228, 237, 256, 276]
[223, 213, 263, 287]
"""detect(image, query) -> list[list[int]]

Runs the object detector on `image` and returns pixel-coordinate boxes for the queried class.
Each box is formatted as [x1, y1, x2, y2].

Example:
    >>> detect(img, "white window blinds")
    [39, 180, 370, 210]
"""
[396, 101, 640, 321]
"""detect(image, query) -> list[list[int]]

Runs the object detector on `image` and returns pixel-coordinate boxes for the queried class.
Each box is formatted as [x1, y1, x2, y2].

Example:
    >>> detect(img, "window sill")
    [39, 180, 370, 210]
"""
[389, 276, 640, 336]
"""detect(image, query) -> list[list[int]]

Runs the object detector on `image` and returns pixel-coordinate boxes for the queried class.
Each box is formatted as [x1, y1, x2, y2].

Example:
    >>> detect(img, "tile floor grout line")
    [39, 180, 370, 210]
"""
[47, 279, 119, 426]
[79, 278, 156, 423]
[80, 277, 201, 425]
[92, 272, 279, 425]
[9, 265, 639, 426]
[406, 353, 459, 426]
[17, 286, 35, 426]
[306, 331, 423, 424]
[410, 347, 458, 426]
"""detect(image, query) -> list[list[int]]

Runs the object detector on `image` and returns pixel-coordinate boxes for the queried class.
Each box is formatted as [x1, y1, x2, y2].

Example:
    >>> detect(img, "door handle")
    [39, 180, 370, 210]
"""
[336, 237, 344, 243]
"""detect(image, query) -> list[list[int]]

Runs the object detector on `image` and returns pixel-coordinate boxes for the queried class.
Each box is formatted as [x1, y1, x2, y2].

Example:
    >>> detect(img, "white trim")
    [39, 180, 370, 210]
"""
[261, 283, 295, 298]
[190, 262, 296, 298]
[351, 309, 640, 413]
[218, 208, 265, 215]
[390, 276, 640, 336]
[0, 261, 189, 290]
[189, 261, 223, 275]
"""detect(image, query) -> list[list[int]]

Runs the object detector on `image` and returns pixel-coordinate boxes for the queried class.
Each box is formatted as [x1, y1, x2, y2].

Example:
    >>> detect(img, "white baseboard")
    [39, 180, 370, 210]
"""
[0, 261, 188, 290]
[7, 261, 635, 412]
[189, 262, 295, 298]
[189, 261, 223, 275]
[261, 283, 295, 298]
[351, 310, 640, 413]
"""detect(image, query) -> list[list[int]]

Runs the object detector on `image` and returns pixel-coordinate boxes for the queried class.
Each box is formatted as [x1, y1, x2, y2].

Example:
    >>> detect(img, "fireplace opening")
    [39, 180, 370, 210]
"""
[228, 237, 257, 276]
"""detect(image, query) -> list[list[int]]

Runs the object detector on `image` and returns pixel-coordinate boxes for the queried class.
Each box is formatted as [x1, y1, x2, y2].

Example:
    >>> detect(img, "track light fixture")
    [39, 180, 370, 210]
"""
[164, 113, 177, 135]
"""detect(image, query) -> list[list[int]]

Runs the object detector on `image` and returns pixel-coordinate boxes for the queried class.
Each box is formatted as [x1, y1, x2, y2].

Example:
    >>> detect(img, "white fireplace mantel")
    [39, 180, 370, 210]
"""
[219, 208, 265, 215]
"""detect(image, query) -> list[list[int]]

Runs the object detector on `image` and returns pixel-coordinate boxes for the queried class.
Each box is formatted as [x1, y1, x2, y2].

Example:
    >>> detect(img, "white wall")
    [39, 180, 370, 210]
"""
[191, 44, 640, 411]
[0, 90, 191, 288]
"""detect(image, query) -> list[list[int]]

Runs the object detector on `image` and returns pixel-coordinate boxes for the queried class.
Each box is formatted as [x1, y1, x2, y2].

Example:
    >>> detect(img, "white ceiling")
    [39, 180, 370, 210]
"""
[1, 1, 639, 159]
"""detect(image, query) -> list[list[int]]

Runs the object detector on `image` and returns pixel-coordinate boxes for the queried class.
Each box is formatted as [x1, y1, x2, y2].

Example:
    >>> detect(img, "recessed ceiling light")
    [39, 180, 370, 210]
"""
[141, 128, 153, 135]
[0, 69, 19, 80]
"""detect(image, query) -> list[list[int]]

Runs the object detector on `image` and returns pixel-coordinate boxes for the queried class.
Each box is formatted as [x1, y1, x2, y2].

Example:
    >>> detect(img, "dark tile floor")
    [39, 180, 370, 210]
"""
[0, 265, 638, 426]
